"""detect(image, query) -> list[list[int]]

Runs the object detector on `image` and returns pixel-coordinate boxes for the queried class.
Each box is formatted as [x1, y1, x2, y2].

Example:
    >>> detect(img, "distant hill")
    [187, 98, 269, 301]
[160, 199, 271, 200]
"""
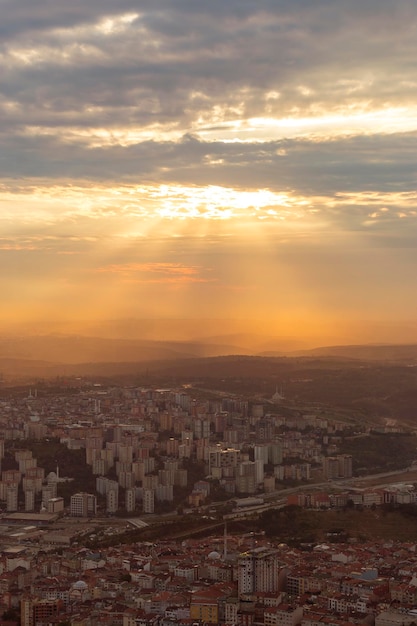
[0, 357, 62, 378]
[6, 335, 417, 369]
[294, 344, 417, 362]
[0, 334, 249, 366]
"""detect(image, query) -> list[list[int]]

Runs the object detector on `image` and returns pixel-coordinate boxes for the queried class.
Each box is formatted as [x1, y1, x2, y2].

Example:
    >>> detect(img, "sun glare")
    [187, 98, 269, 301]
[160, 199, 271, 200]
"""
[198, 107, 417, 142]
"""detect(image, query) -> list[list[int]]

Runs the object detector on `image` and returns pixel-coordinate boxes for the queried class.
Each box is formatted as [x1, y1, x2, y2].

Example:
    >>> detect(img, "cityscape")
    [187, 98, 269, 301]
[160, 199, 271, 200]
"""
[0, 377, 417, 625]
[2, 0, 417, 624]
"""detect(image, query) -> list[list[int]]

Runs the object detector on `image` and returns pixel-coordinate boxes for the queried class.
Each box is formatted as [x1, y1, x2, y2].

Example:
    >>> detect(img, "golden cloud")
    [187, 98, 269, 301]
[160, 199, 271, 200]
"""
[94, 262, 216, 284]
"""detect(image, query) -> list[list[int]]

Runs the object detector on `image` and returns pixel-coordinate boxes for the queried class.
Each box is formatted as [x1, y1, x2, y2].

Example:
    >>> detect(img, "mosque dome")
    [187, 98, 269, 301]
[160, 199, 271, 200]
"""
[73, 580, 88, 590]
[208, 550, 221, 560]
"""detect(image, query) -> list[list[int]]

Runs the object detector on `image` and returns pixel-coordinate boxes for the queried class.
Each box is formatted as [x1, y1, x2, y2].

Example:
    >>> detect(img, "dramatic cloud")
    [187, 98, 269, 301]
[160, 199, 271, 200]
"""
[2, 1, 417, 342]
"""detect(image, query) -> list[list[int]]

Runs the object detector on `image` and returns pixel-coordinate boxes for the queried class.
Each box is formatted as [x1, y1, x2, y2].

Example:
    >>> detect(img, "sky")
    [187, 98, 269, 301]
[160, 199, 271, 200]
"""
[1, 0, 417, 346]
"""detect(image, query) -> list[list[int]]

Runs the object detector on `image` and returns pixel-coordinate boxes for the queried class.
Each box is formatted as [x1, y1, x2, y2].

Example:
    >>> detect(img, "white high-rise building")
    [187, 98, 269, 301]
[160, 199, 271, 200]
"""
[268, 442, 283, 465]
[118, 444, 133, 464]
[42, 483, 57, 505]
[155, 484, 174, 502]
[6, 484, 18, 512]
[70, 492, 97, 517]
[254, 444, 269, 465]
[106, 488, 118, 514]
[254, 459, 264, 485]
[238, 547, 280, 596]
[209, 447, 241, 474]
[118, 471, 135, 489]
[96, 476, 118, 496]
[143, 489, 155, 514]
[93, 459, 107, 476]
[143, 475, 158, 490]
[125, 487, 136, 512]
[25, 488, 35, 512]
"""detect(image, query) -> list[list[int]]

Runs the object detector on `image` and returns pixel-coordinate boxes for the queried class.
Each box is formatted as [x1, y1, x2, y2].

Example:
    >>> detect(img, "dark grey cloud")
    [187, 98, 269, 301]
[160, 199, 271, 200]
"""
[1, 131, 417, 196]
[1, 0, 417, 235]
[0, 0, 139, 38]
[2, 0, 417, 126]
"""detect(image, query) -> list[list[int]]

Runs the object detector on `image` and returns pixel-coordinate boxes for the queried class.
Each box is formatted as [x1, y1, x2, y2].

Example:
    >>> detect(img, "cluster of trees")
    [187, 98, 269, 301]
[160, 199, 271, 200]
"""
[339, 433, 417, 474]
[258, 505, 319, 546]
[6, 439, 96, 505]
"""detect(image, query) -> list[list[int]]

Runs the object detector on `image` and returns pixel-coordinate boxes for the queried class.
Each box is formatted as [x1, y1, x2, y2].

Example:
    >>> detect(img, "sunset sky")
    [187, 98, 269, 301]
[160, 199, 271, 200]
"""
[1, 1, 417, 346]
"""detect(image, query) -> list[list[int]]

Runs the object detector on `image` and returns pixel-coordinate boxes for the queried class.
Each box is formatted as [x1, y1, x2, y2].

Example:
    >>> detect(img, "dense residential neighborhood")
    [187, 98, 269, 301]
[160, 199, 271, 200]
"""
[0, 380, 416, 624]
[5, 522, 417, 625]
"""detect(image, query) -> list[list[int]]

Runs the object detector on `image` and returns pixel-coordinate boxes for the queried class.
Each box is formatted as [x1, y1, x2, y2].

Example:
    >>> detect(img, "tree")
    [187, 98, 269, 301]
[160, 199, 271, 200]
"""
[2, 608, 20, 621]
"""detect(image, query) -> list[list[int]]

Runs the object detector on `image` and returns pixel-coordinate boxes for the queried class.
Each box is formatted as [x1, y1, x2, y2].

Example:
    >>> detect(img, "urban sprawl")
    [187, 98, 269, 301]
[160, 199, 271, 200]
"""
[0, 382, 416, 626]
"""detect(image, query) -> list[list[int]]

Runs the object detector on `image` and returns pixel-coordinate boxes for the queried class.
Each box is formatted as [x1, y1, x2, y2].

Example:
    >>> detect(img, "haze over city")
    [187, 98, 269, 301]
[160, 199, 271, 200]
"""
[2, 1, 417, 348]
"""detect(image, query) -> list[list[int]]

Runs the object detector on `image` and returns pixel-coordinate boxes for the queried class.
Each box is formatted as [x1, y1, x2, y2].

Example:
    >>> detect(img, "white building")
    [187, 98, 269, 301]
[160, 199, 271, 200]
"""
[143, 489, 155, 514]
[47, 497, 64, 514]
[25, 489, 35, 512]
[106, 489, 118, 513]
[254, 444, 269, 465]
[70, 492, 97, 517]
[125, 487, 136, 512]
[238, 547, 281, 596]
[6, 484, 18, 512]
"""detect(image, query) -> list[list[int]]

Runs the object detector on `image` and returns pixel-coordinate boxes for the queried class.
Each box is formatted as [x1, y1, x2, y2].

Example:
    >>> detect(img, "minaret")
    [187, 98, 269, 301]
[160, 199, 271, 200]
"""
[223, 522, 228, 560]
